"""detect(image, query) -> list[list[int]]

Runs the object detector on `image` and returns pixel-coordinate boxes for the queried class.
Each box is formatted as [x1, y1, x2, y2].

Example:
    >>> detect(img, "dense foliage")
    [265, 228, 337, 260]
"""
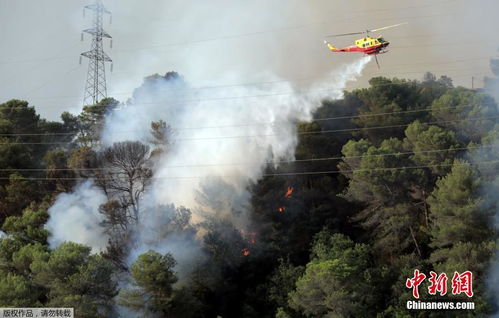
[0, 73, 498, 317]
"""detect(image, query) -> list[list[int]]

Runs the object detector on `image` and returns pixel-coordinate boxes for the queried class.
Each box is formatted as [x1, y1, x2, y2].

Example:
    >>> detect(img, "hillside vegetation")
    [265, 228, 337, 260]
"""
[0, 74, 497, 317]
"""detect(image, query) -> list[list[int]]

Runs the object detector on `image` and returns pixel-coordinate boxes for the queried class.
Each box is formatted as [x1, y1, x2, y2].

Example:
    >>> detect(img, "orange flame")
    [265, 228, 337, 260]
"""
[240, 230, 257, 244]
[278, 207, 286, 213]
[242, 248, 250, 256]
[249, 232, 257, 244]
[284, 187, 293, 198]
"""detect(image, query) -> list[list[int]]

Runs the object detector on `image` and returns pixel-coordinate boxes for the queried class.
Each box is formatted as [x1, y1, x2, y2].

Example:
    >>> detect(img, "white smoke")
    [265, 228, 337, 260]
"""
[151, 58, 371, 210]
[131, 205, 206, 280]
[46, 56, 371, 267]
[46, 180, 109, 253]
[481, 146, 499, 316]
[102, 61, 366, 198]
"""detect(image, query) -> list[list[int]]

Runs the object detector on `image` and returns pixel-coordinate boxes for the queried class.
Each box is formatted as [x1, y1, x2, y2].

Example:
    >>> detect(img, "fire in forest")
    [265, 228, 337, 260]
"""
[240, 229, 257, 244]
[277, 187, 294, 213]
[248, 232, 256, 244]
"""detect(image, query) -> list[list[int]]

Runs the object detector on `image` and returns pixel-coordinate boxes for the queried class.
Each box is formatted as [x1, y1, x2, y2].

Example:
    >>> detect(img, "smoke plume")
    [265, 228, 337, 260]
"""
[46, 56, 371, 269]
[46, 180, 109, 252]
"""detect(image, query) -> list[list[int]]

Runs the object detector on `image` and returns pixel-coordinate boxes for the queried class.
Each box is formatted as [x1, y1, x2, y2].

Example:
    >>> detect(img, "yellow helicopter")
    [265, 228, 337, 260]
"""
[324, 22, 407, 67]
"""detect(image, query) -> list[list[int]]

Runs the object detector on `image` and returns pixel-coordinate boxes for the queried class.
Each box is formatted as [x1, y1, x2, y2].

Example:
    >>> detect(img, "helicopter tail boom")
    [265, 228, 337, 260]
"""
[323, 40, 337, 51]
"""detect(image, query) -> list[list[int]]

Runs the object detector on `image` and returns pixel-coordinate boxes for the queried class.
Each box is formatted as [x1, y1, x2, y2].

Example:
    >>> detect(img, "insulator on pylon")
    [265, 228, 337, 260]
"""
[109, 15, 112, 24]
[110, 40, 113, 49]
[81, 33, 84, 41]
[83, 8, 85, 18]
[110, 63, 113, 72]
[79, 56, 82, 65]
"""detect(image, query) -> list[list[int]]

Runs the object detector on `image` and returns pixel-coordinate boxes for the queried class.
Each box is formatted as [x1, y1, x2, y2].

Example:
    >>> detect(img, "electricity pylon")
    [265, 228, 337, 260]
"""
[80, 0, 112, 106]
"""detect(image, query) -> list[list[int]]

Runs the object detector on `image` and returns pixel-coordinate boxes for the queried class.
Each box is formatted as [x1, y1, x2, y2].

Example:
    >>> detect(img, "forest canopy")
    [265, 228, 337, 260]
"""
[0, 73, 498, 317]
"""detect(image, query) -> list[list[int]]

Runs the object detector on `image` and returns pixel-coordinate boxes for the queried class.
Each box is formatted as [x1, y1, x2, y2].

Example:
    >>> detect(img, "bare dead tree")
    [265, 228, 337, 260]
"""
[97, 141, 152, 224]
[93, 141, 152, 270]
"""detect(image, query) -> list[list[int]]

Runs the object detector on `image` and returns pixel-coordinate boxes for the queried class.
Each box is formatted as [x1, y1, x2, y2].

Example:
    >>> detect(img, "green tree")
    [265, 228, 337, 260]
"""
[427, 161, 495, 315]
[150, 119, 173, 158]
[0, 138, 31, 175]
[68, 146, 98, 179]
[288, 232, 374, 317]
[0, 206, 48, 279]
[431, 88, 498, 142]
[428, 161, 493, 249]
[0, 243, 47, 306]
[11, 243, 47, 276]
[0, 273, 41, 307]
[0, 174, 39, 220]
[119, 250, 178, 315]
[437, 75, 453, 88]
[76, 97, 120, 146]
[43, 148, 75, 193]
[0, 100, 54, 171]
[339, 138, 428, 260]
[30, 242, 117, 317]
[351, 77, 442, 143]
[403, 121, 459, 176]
[202, 218, 247, 268]
[0, 100, 40, 139]
[340, 138, 414, 204]
[2, 207, 49, 245]
[268, 259, 304, 317]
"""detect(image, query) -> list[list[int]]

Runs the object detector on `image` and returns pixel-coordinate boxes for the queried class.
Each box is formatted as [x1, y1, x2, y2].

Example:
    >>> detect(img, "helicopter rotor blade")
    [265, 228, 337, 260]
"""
[369, 22, 408, 33]
[325, 31, 366, 38]
[325, 22, 406, 38]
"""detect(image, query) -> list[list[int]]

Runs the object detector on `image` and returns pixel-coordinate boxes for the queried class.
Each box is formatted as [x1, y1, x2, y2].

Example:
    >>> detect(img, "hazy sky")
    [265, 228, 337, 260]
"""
[0, 0, 497, 120]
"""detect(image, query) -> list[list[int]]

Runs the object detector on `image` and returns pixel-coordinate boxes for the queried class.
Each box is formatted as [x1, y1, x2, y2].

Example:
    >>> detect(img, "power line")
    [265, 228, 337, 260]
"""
[364, 68, 490, 78]
[106, 46, 491, 79]
[0, 64, 490, 105]
[0, 1, 456, 67]
[0, 74, 482, 110]
[20, 66, 82, 98]
[0, 105, 466, 137]
[343, 0, 457, 15]
[378, 56, 491, 69]
[0, 159, 495, 181]
[1, 115, 497, 145]
[0, 144, 494, 172]
[264, 160, 495, 178]
[1, 47, 492, 104]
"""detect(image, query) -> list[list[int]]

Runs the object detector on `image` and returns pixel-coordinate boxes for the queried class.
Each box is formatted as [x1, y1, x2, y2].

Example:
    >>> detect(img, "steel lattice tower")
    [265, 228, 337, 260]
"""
[81, 0, 112, 106]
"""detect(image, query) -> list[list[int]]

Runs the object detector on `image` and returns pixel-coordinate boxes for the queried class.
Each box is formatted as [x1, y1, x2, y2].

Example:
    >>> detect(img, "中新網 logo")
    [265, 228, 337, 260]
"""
[405, 270, 473, 298]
